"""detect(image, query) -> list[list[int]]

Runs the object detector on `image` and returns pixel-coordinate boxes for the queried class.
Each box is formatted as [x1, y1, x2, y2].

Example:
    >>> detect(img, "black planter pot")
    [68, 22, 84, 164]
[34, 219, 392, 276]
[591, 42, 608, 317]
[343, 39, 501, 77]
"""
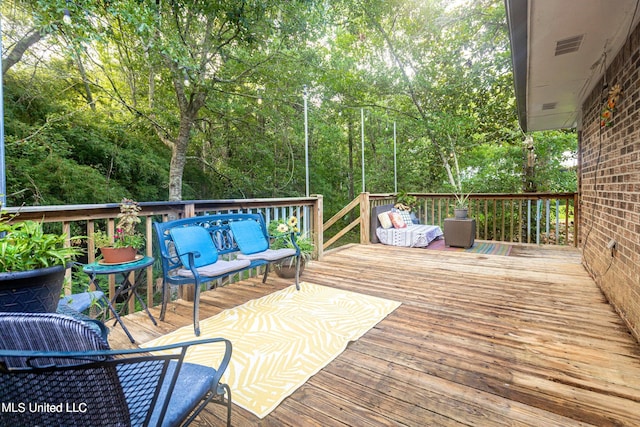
[454, 208, 469, 219]
[0, 265, 68, 313]
[274, 257, 305, 279]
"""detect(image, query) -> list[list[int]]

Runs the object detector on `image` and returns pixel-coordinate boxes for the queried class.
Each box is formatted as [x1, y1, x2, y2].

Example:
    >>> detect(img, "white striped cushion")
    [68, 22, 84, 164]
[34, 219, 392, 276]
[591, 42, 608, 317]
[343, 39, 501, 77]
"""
[177, 259, 251, 278]
[237, 248, 296, 261]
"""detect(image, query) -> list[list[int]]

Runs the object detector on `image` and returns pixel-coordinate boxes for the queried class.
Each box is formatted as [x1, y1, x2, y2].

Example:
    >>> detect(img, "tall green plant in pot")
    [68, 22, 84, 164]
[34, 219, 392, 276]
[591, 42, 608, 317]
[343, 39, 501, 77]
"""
[0, 204, 83, 313]
[441, 144, 473, 219]
[454, 191, 471, 219]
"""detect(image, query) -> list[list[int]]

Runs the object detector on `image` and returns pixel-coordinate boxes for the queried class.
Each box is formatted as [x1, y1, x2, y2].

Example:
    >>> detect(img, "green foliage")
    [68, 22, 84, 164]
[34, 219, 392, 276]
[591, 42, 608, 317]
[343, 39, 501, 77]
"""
[396, 191, 417, 211]
[3, 69, 170, 205]
[1, 0, 577, 222]
[267, 216, 314, 261]
[0, 217, 83, 272]
[526, 130, 578, 192]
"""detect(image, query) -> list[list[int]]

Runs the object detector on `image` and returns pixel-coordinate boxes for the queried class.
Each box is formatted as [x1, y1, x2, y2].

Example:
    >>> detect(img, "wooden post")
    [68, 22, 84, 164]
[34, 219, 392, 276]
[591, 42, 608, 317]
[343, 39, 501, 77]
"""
[107, 219, 116, 307]
[62, 221, 72, 296]
[180, 203, 196, 301]
[360, 192, 370, 244]
[146, 216, 154, 306]
[183, 203, 195, 218]
[314, 194, 324, 261]
[87, 221, 96, 291]
[87, 221, 96, 264]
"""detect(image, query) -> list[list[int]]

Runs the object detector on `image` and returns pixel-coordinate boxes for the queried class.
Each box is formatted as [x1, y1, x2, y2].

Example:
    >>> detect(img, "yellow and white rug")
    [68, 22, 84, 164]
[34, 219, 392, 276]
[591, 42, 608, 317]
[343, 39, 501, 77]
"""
[141, 282, 401, 418]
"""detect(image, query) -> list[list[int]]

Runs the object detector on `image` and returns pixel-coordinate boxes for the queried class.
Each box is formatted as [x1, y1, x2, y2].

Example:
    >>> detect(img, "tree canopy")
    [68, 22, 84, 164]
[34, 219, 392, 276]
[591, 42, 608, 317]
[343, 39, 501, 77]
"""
[1, 0, 576, 213]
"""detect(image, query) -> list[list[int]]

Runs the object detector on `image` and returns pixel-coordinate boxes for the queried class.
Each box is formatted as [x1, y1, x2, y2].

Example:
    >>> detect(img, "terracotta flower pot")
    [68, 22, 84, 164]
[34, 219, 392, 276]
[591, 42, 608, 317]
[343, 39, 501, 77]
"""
[100, 246, 137, 264]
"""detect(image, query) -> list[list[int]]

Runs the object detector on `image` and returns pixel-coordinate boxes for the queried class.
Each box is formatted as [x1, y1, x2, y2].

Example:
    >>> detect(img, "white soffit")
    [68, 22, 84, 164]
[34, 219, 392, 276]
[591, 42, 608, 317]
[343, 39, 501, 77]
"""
[526, 0, 640, 131]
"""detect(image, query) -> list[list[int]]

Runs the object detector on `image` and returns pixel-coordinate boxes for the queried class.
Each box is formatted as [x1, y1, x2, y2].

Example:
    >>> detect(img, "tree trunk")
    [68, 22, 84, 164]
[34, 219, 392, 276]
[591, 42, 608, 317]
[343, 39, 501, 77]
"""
[73, 50, 95, 111]
[524, 136, 536, 192]
[164, 61, 207, 202]
[168, 117, 193, 202]
[2, 29, 42, 75]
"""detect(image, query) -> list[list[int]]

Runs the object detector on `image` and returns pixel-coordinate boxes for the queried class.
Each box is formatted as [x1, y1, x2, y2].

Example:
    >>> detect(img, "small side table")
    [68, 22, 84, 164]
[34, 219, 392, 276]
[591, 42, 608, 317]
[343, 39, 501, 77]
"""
[83, 256, 157, 343]
[444, 218, 476, 248]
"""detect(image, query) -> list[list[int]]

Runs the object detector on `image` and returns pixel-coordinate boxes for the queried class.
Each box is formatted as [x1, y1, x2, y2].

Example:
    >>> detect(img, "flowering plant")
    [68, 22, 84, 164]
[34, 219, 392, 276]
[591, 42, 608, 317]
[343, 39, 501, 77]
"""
[601, 84, 622, 128]
[267, 216, 314, 262]
[93, 199, 145, 250]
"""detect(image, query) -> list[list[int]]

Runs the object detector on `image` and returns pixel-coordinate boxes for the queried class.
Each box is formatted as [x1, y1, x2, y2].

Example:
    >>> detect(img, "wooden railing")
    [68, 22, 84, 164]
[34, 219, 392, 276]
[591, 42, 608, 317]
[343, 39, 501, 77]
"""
[3, 191, 577, 317]
[322, 192, 579, 252]
[2, 197, 323, 313]
[413, 193, 578, 246]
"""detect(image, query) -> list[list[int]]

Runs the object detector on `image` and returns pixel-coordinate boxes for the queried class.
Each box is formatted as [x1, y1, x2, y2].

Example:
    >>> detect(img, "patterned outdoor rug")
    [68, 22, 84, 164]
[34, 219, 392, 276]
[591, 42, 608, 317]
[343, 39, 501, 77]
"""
[141, 282, 401, 419]
[426, 238, 512, 256]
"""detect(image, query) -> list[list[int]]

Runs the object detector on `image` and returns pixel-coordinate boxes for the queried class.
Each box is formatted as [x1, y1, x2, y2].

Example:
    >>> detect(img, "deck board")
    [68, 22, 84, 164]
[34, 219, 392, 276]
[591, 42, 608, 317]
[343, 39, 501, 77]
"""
[107, 243, 640, 426]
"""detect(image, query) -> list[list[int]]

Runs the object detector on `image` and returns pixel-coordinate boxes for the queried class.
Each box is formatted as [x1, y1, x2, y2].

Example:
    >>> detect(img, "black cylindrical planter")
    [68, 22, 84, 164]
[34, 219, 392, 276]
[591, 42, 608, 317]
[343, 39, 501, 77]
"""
[0, 265, 67, 313]
[274, 257, 305, 279]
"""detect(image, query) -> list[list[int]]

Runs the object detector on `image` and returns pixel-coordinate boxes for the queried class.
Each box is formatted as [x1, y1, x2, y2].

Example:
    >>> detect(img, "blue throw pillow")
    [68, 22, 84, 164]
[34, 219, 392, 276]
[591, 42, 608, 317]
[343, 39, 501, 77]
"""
[229, 220, 269, 254]
[170, 226, 218, 268]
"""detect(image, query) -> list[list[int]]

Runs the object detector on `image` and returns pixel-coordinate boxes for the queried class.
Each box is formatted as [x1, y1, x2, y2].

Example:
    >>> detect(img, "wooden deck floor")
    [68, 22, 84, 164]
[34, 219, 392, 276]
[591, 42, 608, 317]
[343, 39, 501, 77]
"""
[109, 243, 640, 426]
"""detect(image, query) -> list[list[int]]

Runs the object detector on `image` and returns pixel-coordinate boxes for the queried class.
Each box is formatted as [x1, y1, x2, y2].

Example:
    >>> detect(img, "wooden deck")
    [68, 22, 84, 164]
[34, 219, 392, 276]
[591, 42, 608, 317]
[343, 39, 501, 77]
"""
[109, 243, 640, 426]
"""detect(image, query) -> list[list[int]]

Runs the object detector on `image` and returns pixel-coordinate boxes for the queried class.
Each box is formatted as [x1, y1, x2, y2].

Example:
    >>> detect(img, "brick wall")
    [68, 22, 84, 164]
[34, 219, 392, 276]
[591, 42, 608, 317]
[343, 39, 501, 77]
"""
[580, 22, 640, 342]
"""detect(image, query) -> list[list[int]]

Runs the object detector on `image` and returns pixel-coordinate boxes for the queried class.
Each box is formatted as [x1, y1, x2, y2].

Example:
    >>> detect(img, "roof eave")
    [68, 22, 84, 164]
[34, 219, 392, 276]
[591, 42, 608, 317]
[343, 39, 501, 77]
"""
[504, 0, 529, 132]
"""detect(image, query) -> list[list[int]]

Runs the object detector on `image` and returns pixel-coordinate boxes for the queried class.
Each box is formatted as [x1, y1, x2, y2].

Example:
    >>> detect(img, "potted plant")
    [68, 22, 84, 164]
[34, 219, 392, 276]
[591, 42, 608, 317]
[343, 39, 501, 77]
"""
[444, 188, 476, 248]
[395, 191, 417, 212]
[94, 198, 145, 264]
[454, 191, 471, 219]
[0, 203, 83, 313]
[267, 216, 314, 278]
[395, 191, 420, 224]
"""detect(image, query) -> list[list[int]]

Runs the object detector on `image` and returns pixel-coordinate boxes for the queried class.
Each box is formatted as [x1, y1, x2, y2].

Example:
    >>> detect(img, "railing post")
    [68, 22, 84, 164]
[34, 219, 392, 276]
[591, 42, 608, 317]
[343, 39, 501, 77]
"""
[184, 203, 195, 218]
[145, 216, 154, 305]
[360, 192, 370, 244]
[62, 221, 72, 296]
[180, 203, 198, 301]
[314, 194, 324, 260]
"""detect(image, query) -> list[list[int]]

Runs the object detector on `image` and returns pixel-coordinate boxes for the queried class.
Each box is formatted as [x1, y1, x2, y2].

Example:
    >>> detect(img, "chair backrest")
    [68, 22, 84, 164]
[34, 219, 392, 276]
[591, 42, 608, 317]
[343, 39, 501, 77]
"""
[154, 212, 269, 281]
[0, 312, 131, 425]
[0, 312, 110, 361]
[170, 226, 219, 268]
[0, 313, 186, 427]
[229, 219, 269, 254]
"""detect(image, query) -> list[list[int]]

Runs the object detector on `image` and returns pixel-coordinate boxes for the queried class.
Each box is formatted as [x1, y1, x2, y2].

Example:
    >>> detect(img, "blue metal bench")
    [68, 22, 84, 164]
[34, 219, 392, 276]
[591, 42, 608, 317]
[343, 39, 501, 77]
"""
[154, 213, 301, 336]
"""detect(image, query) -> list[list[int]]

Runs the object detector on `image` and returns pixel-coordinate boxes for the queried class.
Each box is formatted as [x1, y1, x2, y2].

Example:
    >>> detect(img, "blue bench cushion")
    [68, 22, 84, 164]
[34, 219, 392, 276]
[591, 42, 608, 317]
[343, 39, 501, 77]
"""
[143, 361, 219, 427]
[58, 291, 105, 313]
[229, 220, 269, 254]
[237, 248, 296, 261]
[177, 259, 251, 278]
[170, 226, 218, 268]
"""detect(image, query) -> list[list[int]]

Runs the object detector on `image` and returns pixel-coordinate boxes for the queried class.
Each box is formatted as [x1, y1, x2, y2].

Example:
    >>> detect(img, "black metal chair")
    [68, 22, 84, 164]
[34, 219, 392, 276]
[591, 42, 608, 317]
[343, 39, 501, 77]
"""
[0, 312, 232, 426]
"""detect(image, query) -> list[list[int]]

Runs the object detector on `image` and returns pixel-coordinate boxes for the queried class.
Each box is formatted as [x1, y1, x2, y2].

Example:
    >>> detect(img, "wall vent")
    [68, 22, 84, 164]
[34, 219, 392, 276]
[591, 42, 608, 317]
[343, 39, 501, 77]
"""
[542, 102, 557, 111]
[555, 35, 583, 56]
